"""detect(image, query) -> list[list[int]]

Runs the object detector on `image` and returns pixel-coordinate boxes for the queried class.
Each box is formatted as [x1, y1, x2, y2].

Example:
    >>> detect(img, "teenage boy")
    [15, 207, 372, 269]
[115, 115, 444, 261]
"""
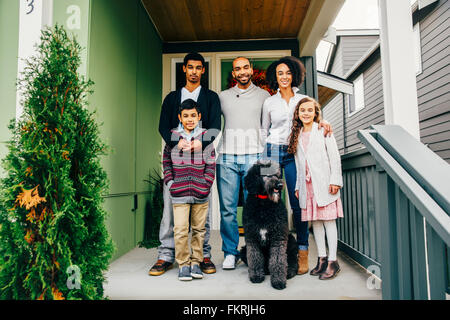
[163, 99, 216, 281]
[150, 52, 221, 276]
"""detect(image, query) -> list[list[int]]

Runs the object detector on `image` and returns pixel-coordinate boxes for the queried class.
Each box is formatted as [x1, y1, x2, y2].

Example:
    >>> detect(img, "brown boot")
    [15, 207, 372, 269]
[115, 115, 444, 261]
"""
[319, 260, 340, 280]
[297, 250, 309, 275]
[310, 256, 328, 276]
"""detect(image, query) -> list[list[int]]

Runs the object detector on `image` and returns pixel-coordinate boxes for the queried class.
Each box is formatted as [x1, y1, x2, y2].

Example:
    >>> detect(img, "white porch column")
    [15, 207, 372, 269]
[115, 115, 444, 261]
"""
[16, 0, 54, 120]
[378, 0, 420, 139]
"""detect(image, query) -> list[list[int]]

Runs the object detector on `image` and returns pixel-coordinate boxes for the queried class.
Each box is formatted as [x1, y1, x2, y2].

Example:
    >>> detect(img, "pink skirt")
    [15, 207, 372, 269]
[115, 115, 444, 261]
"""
[301, 178, 344, 222]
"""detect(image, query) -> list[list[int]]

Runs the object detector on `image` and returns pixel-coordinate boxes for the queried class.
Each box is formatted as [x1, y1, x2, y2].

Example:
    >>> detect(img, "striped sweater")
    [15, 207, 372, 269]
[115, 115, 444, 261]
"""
[163, 129, 216, 204]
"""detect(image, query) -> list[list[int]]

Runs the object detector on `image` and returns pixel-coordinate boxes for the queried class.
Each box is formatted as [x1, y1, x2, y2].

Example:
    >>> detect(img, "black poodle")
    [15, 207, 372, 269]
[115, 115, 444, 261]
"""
[240, 159, 298, 290]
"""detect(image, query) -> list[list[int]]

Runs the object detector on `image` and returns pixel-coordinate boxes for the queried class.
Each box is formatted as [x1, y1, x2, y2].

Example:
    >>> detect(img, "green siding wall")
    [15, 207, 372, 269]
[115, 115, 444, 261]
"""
[53, 0, 91, 76]
[0, 0, 19, 178]
[87, 0, 162, 260]
[0, 0, 162, 261]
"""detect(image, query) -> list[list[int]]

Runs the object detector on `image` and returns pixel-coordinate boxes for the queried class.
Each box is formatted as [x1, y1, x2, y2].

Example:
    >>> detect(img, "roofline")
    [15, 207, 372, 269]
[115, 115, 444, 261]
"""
[298, 0, 345, 56]
[324, 36, 340, 73]
[317, 71, 353, 94]
[343, 39, 381, 79]
[335, 29, 380, 37]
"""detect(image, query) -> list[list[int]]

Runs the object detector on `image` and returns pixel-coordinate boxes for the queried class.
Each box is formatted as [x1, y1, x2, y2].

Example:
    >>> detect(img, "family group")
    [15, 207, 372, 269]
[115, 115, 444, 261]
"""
[151, 52, 344, 282]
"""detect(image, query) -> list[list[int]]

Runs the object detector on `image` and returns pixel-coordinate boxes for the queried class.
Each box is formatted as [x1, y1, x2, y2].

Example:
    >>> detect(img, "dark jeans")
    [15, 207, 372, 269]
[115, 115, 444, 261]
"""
[264, 143, 309, 250]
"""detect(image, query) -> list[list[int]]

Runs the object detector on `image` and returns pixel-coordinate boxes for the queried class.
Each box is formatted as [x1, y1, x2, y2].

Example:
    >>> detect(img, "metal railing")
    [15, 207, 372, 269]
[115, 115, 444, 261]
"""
[338, 149, 380, 270]
[356, 125, 450, 300]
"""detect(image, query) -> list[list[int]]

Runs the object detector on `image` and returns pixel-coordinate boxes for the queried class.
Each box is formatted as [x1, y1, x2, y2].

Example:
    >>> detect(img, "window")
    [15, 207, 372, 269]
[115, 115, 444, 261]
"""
[348, 74, 365, 115]
[413, 23, 423, 75]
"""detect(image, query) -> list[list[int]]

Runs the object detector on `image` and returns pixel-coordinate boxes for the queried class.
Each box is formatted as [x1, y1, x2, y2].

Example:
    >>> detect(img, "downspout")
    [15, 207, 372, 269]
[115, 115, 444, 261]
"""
[342, 93, 347, 154]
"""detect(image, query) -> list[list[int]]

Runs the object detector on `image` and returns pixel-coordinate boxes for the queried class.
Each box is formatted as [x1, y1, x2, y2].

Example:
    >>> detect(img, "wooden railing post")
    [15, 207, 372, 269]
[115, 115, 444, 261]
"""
[409, 206, 428, 299]
[375, 164, 398, 299]
[426, 223, 448, 299]
[394, 186, 413, 299]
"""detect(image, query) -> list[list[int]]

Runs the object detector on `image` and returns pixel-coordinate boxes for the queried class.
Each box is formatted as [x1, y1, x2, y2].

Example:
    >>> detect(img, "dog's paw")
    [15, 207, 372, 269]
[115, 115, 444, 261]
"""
[249, 274, 265, 284]
[271, 279, 286, 290]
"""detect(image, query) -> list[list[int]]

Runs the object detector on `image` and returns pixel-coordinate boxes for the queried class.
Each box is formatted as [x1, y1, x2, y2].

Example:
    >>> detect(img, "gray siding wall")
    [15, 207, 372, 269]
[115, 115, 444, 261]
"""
[329, 35, 379, 78]
[330, 41, 344, 77]
[324, 1, 449, 164]
[340, 36, 379, 76]
[417, 0, 450, 163]
[322, 93, 345, 154]
[323, 57, 385, 154]
[346, 58, 385, 153]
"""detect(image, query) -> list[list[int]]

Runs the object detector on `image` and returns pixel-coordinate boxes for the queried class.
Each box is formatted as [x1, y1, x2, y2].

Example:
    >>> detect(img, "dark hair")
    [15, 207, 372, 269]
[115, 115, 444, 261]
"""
[183, 52, 205, 67]
[266, 56, 306, 91]
[178, 99, 201, 115]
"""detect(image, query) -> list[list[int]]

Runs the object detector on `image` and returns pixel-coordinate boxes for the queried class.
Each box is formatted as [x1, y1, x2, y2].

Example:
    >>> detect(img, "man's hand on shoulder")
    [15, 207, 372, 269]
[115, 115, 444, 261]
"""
[318, 120, 333, 137]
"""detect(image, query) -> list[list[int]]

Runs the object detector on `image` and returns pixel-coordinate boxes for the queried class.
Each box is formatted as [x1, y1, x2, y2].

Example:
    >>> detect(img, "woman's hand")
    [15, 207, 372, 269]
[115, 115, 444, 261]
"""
[318, 120, 333, 137]
[295, 190, 299, 199]
[191, 139, 202, 151]
[178, 139, 202, 152]
[329, 184, 340, 195]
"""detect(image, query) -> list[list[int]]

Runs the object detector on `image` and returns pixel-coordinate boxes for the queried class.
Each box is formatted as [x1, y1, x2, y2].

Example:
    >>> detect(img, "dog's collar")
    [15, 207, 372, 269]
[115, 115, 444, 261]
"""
[255, 194, 269, 199]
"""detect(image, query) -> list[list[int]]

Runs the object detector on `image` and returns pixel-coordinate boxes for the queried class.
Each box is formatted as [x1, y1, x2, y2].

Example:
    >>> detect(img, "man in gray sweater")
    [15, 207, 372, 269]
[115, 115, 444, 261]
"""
[217, 57, 270, 269]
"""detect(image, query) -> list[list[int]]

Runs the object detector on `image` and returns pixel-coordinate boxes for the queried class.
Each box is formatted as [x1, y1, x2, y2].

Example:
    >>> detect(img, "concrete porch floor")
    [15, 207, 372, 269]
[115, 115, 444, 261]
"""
[103, 231, 382, 300]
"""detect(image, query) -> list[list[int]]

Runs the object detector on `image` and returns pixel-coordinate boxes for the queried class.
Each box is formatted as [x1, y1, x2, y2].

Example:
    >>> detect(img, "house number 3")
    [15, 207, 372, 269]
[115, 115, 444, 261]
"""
[26, 0, 35, 15]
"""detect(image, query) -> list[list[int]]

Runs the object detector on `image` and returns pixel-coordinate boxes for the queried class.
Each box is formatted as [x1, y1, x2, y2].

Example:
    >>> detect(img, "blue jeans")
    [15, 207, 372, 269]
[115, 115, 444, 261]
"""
[217, 153, 260, 257]
[263, 143, 309, 250]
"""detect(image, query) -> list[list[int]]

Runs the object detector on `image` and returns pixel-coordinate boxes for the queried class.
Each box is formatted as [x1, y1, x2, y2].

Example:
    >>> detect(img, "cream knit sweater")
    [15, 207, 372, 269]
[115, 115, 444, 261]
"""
[218, 83, 271, 155]
[294, 122, 343, 208]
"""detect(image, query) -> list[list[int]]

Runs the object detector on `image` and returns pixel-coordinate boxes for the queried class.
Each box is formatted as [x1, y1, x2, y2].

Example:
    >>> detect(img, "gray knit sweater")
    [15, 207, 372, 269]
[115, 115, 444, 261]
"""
[218, 83, 271, 155]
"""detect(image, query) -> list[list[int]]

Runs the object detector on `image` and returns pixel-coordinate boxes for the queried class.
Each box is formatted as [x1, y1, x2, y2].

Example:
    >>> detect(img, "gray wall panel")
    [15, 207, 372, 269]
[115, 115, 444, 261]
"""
[322, 93, 345, 153]
[340, 36, 379, 75]
[330, 42, 343, 77]
[322, 1, 449, 162]
[417, 0, 450, 163]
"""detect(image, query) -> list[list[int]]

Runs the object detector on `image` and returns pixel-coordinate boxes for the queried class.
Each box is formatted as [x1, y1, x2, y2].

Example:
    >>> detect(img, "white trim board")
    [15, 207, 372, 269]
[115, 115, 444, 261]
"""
[16, 0, 54, 121]
[317, 71, 353, 95]
[336, 29, 380, 37]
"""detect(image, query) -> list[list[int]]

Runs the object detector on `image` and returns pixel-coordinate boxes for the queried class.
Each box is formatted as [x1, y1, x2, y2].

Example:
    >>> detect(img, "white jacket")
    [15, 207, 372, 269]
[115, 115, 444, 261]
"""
[294, 122, 343, 209]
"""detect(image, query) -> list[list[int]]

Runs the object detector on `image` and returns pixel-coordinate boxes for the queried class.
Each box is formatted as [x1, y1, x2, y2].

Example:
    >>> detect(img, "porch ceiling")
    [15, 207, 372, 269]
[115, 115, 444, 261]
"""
[141, 0, 311, 42]
[318, 85, 338, 106]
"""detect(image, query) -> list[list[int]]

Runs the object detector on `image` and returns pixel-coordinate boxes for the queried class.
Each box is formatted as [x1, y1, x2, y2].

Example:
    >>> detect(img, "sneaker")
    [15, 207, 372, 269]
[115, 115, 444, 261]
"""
[191, 264, 203, 279]
[148, 259, 173, 276]
[178, 266, 192, 281]
[200, 257, 216, 274]
[222, 255, 236, 270]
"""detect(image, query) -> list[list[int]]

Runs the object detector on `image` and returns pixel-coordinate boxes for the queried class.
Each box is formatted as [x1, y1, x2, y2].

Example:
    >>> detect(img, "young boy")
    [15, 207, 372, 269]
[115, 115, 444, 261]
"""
[163, 98, 216, 281]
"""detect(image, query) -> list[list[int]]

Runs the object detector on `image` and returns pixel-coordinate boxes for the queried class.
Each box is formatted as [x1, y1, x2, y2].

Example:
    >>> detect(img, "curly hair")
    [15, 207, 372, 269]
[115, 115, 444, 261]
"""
[266, 56, 306, 91]
[287, 97, 322, 155]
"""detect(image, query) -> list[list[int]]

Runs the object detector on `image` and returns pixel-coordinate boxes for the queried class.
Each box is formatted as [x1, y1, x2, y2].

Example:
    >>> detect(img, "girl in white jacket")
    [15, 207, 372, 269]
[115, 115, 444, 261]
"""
[288, 97, 344, 280]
